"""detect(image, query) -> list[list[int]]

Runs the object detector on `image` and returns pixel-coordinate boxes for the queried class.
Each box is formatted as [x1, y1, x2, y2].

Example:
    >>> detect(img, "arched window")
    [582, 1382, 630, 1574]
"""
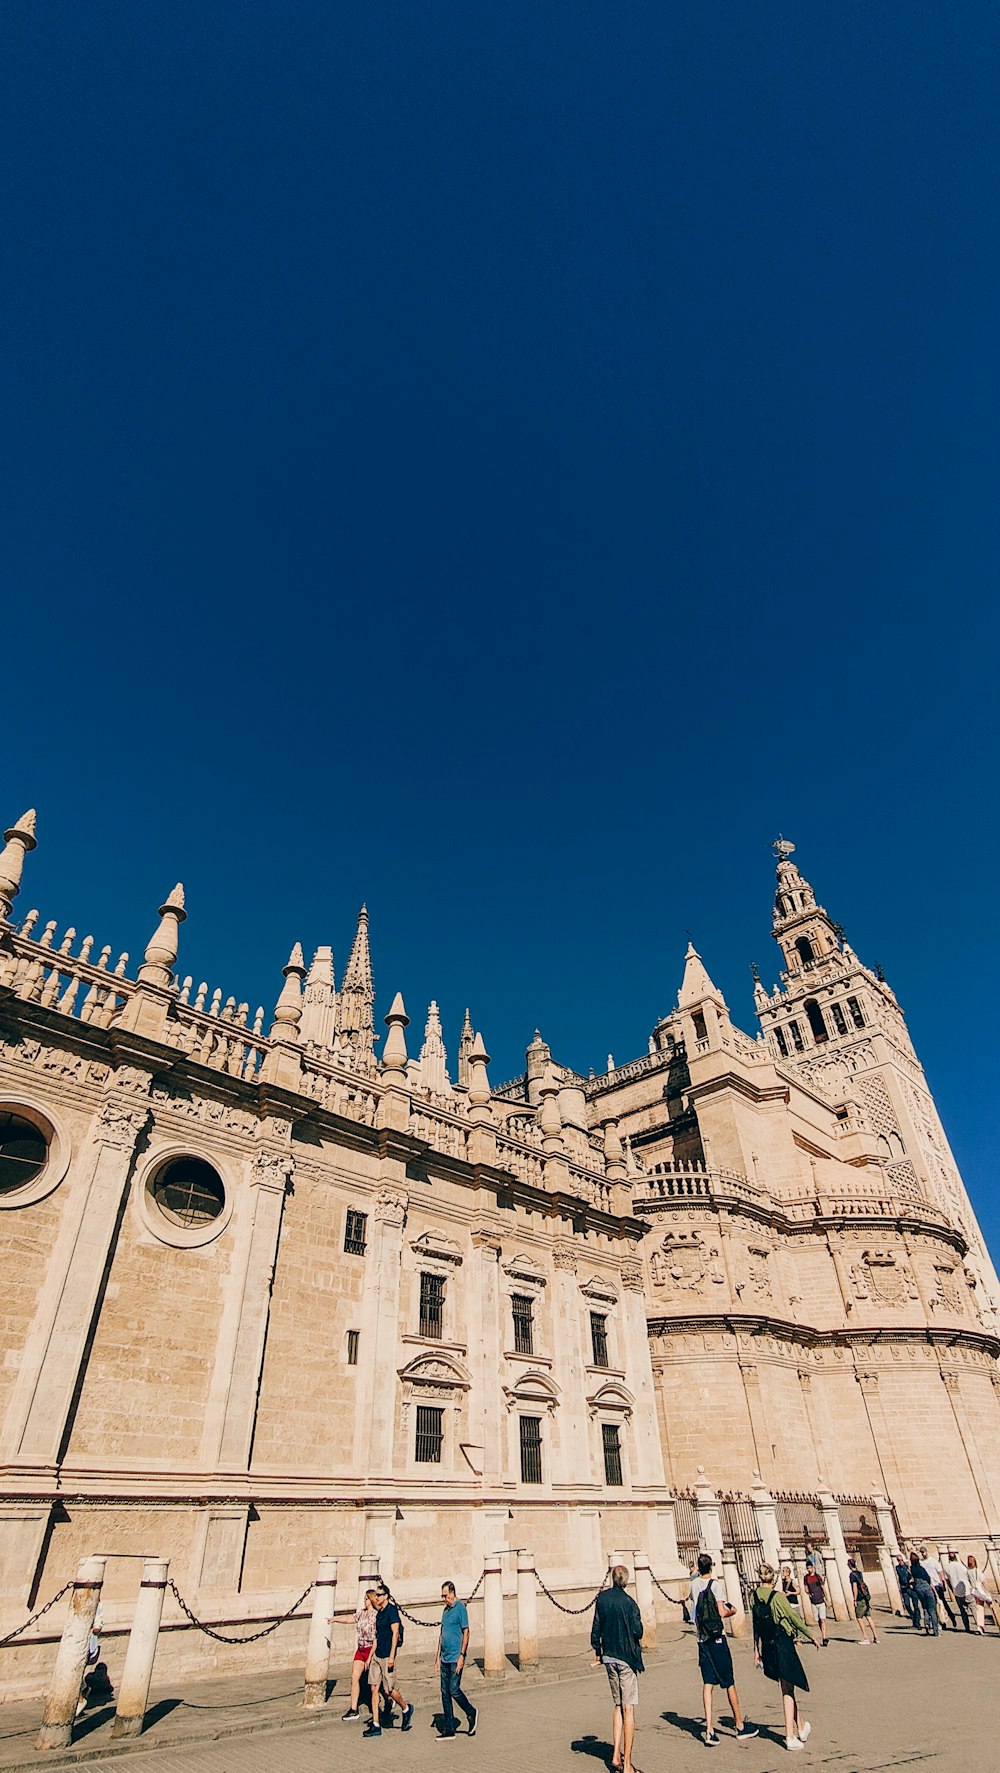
[804, 999, 828, 1044]
[795, 936, 815, 966]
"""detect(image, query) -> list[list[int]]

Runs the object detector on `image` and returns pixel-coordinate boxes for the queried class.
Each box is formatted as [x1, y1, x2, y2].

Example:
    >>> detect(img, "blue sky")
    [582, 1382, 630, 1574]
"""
[3, 3, 998, 1246]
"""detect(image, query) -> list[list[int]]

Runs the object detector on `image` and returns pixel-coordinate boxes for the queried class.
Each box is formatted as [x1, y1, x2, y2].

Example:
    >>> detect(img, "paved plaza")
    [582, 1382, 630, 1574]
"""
[1, 1614, 995, 1773]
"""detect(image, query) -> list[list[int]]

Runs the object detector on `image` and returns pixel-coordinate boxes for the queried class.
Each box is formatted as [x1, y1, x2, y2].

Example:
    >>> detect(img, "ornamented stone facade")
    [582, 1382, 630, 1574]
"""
[0, 814, 998, 1682]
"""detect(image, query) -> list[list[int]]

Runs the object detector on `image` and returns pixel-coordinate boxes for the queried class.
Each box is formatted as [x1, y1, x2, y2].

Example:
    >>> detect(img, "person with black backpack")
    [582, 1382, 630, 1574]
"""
[689, 1554, 759, 1747]
[848, 1558, 879, 1645]
[752, 1563, 817, 1752]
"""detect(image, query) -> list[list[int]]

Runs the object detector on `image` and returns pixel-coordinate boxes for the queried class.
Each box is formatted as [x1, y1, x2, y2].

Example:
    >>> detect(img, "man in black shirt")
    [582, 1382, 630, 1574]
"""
[365, 1590, 415, 1739]
[591, 1566, 644, 1773]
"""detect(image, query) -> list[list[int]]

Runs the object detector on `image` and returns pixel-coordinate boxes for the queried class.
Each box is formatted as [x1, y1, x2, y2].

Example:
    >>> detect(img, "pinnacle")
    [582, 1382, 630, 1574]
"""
[286, 941, 305, 971]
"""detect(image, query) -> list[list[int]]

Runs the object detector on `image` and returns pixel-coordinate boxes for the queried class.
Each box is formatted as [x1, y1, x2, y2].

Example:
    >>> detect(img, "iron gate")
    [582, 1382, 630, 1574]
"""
[719, 1493, 764, 1599]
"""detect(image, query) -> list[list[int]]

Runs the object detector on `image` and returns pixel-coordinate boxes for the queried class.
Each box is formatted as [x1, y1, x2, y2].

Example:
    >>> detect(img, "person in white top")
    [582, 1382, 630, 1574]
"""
[943, 1551, 972, 1633]
[965, 1556, 992, 1635]
[921, 1547, 957, 1631]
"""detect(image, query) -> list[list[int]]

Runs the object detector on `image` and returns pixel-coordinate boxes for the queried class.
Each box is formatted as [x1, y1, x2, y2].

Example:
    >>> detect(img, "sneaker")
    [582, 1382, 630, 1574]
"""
[363, 1725, 382, 1739]
[701, 1730, 720, 1746]
[785, 1739, 805, 1752]
[401, 1704, 415, 1732]
[736, 1722, 759, 1741]
[342, 1709, 361, 1721]
[798, 1722, 812, 1744]
[437, 1734, 457, 1743]
[468, 1707, 478, 1737]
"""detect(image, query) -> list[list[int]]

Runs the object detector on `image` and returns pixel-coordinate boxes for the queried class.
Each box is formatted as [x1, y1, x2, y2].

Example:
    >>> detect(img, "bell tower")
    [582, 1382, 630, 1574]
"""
[756, 838, 999, 1320]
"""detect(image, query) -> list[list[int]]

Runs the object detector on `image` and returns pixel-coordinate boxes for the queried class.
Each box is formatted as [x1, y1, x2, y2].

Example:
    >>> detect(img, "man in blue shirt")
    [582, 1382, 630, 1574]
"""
[435, 1581, 478, 1740]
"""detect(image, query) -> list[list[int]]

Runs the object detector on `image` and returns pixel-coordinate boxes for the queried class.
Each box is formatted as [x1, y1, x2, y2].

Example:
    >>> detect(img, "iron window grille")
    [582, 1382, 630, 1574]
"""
[512, 1294, 534, 1356]
[590, 1312, 610, 1369]
[346, 1330, 360, 1366]
[519, 1414, 543, 1484]
[415, 1404, 444, 1464]
[830, 1002, 848, 1037]
[419, 1271, 445, 1340]
[344, 1209, 368, 1256]
[602, 1422, 624, 1487]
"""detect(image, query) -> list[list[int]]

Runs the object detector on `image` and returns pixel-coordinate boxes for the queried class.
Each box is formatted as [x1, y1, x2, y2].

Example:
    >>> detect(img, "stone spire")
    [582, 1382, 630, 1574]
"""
[457, 1008, 474, 1088]
[467, 1031, 492, 1108]
[301, 945, 337, 1048]
[0, 809, 37, 923]
[382, 991, 410, 1074]
[525, 1028, 551, 1106]
[418, 1000, 449, 1093]
[537, 1064, 563, 1151]
[677, 940, 727, 1010]
[270, 942, 306, 1045]
[335, 904, 375, 1066]
[137, 884, 186, 987]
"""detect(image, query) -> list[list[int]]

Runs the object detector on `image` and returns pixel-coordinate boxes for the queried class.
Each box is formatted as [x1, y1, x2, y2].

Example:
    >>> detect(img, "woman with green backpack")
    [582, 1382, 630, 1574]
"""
[752, 1563, 817, 1752]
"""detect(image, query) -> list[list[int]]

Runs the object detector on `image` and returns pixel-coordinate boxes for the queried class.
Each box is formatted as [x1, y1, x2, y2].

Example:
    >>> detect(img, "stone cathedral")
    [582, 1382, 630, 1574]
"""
[1, 811, 998, 1685]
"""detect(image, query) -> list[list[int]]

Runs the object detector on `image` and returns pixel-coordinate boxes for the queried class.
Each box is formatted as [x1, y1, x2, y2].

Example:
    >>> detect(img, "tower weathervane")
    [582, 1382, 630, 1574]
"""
[773, 835, 796, 862]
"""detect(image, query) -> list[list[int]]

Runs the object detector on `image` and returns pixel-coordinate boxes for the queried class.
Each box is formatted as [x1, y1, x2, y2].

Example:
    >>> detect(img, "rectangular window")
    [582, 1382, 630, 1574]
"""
[415, 1404, 443, 1464]
[590, 1312, 610, 1369]
[344, 1209, 367, 1256]
[346, 1329, 359, 1366]
[519, 1414, 543, 1484]
[512, 1294, 534, 1356]
[789, 1020, 804, 1052]
[847, 996, 866, 1029]
[602, 1422, 624, 1486]
[774, 1026, 789, 1058]
[419, 1271, 445, 1340]
[830, 1002, 848, 1036]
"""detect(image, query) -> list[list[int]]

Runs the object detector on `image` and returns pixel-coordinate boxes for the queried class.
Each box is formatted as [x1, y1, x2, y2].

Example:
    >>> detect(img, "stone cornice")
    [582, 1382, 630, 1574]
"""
[645, 1311, 1000, 1360]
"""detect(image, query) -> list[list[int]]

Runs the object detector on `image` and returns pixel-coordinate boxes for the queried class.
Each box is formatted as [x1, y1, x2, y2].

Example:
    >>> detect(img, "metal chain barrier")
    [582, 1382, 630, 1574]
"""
[167, 1578, 314, 1644]
[0, 1581, 74, 1647]
[650, 1570, 685, 1607]
[392, 1569, 487, 1628]
[532, 1566, 612, 1615]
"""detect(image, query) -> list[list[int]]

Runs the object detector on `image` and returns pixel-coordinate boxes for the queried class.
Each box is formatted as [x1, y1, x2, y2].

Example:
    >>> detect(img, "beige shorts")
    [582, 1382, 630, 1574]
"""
[370, 1654, 396, 1694]
[604, 1658, 639, 1709]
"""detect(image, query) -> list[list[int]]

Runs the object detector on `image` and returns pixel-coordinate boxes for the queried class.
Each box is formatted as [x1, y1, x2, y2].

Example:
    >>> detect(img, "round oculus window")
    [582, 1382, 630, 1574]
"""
[150, 1157, 225, 1228]
[0, 1112, 49, 1196]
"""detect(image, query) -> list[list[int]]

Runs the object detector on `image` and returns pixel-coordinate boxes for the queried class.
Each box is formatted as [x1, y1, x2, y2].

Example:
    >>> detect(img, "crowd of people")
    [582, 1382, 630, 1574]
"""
[329, 1542, 994, 1759]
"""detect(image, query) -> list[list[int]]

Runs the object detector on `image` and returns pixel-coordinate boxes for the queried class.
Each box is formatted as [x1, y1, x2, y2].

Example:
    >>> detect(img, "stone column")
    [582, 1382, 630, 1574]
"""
[203, 1146, 293, 1472]
[516, 1549, 539, 1669]
[817, 1490, 853, 1621]
[792, 1554, 813, 1623]
[5, 1094, 149, 1466]
[576, 1507, 605, 1585]
[871, 1493, 902, 1613]
[854, 1369, 905, 1508]
[37, 1557, 107, 1750]
[720, 1555, 747, 1637]
[483, 1556, 506, 1680]
[111, 1558, 169, 1738]
[364, 1508, 397, 1591]
[939, 1368, 1000, 1523]
[471, 1227, 504, 1483]
[358, 1554, 381, 1609]
[633, 1552, 656, 1648]
[693, 1470, 724, 1562]
[356, 1183, 408, 1476]
[619, 1262, 665, 1488]
[303, 1557, 338, 1707]
[551, 1244, 591, 1483]
[750, 1477, 782, 1570]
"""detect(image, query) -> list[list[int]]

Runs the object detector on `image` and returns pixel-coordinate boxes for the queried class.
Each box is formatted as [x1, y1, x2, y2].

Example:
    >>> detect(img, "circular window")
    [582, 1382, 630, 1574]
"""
[150, 1157, 225, 1228]
[0, 1112, 49, 1196]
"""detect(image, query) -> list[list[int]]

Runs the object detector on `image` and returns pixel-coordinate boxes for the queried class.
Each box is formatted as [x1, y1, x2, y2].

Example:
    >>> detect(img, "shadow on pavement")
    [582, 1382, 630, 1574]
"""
[569, 1734, 613, 1762]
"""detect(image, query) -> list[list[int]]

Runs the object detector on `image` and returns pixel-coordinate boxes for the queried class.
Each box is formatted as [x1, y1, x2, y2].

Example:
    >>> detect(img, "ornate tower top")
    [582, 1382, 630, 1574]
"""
[418, 999, 450, 1094]
[771, 837, 843, 973]
[335, 903, 375, 1070]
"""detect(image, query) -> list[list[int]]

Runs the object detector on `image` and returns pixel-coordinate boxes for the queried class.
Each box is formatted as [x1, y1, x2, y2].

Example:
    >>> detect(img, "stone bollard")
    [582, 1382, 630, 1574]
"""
[302, 1556, 338, 1708]
[817, 1491, 853, 1622]
[633, 1552, 656, 1649]
[516, 1549, 539, 1670]
[37, 1556, 107, 1750]
[720, 1556, 747, 1637]
[111, 1558, 170, 1739]
[483, 1555, 506, 1680]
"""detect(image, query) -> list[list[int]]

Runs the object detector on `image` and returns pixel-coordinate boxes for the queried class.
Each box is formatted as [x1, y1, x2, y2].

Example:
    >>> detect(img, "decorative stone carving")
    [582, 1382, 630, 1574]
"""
[849, 1251, 918, 1308]
[97, 1096, 150, 1148]
[552, 1242, 578, 1274]
[649, 1231, 724, 1295]
[933, 1264, 964, 1314]
[620, 1258, 644, 1293]
[502, 1252, 547, 1286]
[374, 1187, 408, 1227]
[410, 1229, 463, 1266]
[250, 1149, 294, 1192]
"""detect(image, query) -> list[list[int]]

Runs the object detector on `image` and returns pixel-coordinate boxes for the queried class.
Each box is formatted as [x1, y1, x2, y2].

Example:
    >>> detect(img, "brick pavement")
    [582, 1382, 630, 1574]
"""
[3, 1616, 997, 1773]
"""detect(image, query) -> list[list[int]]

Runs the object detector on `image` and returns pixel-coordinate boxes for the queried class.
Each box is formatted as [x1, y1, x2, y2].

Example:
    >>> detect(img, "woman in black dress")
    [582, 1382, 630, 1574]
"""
[752, 1562, 818, 1751]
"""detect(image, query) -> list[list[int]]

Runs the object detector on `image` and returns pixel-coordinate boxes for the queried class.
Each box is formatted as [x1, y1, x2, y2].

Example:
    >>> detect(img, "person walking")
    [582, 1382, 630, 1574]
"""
[895, 1555, 920, 1628]
[434, 1580, 478, 1741]
[909, 1552, 939, 1636]
[365, 1588, 415, 1739]
[803, 1563, 828, 1646]
[591, 1564, 644, 1773]
[847, 1559, 878, 1645]
[780, 1565, 801, 1615]
[342, 1587, 378, 1721]
[943, 1551, 972, 1633]
[689, 1552, 759, 1746]
[751, 1564, 817, 1753]
[921, 1548, 957, 1630]
[965, 1556, 991, 1634]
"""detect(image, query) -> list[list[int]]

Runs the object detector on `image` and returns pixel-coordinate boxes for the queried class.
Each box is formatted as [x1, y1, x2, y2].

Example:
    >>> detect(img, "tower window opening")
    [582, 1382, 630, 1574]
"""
[831, 1002, 848, 1037]
[692, 1011, 708, 1043]
[847, 996, 866, 1029]
[774, 1027, 789, 1059]
[804, 999, 828, 1044]
[788, 1020, 804, 1052]
[795, 937, 815, 967]
[512, 1293, 535, 1356]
